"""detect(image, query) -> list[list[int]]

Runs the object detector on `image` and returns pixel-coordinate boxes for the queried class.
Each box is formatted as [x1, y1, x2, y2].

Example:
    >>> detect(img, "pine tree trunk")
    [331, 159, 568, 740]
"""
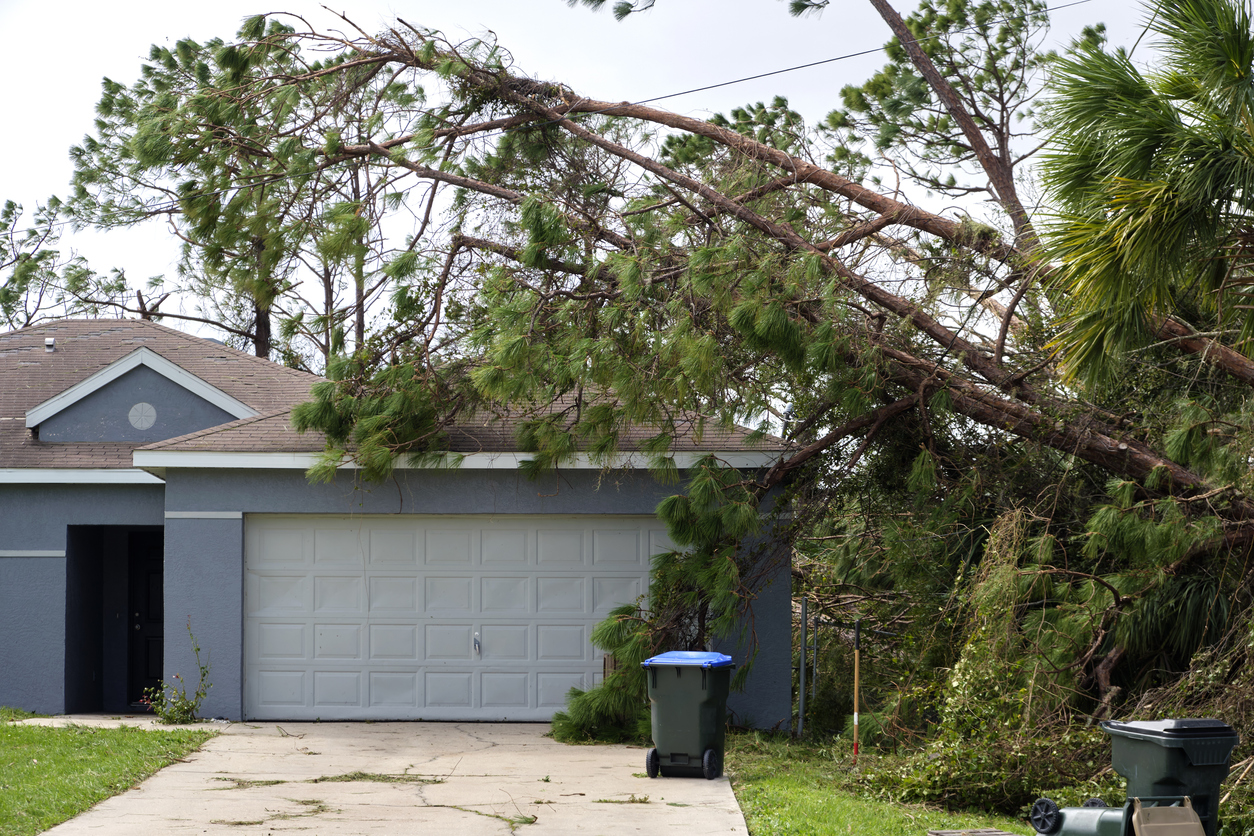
[253, 302, 271, 359]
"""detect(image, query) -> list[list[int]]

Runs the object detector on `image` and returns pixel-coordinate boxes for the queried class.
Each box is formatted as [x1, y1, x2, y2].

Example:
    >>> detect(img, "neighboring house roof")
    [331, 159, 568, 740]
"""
[0, 319, 316, 472]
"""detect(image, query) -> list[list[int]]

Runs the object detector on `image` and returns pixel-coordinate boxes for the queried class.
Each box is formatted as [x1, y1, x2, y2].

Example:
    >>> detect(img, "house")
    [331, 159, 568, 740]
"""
[0, 319, 791, 724]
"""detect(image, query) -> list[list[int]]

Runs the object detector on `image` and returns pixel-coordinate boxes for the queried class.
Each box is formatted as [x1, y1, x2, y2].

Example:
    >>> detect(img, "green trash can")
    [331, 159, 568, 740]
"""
[641, 651, 735, 780]
[1103, 719, 1240, 836]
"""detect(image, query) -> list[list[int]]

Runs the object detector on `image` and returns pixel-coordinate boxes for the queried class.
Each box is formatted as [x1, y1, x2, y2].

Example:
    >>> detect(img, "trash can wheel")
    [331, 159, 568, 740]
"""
[1029, 798, 1061, 835]
[646, 748, 659, 779]
[702, 748, 721, 780]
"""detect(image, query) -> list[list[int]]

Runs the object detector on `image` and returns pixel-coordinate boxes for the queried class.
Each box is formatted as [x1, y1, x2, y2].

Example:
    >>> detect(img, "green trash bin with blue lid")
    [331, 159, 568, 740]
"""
[641, 651, 735, 780]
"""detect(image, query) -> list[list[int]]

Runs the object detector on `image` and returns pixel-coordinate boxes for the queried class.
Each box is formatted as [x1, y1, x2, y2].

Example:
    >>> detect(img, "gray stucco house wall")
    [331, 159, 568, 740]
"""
[0, 483, 164, 713]
[159, 467, 791, 726]
[0, 319, 793, 728]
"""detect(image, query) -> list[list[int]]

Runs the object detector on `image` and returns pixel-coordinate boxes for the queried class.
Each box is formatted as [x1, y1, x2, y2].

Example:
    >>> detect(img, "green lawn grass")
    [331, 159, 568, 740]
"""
[725, 732, 1031, 836]
[0, 709, 214, 836]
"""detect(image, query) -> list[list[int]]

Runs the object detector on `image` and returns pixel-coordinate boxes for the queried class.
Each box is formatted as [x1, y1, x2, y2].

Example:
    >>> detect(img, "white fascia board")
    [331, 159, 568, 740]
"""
[0, 468, 165, 485]
[25, 346, 259, 429]
[132, 450, 781, 471]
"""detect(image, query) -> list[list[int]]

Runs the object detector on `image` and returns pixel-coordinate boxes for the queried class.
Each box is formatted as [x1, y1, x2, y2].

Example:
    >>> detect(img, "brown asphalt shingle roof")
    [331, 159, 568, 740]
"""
[139, 405, 774, 456]
[4, 318, 780, 470]
[0, 319, 316, 469]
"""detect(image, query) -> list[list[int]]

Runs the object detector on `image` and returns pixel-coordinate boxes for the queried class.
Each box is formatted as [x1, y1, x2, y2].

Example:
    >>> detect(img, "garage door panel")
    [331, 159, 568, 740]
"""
[537, 576, 585, 612]
[314, 528, 365, 564]
[314, 575, 364, 613]
[246, 515, 654, 720]
[481, 576, 529, 613]
[313, 671, 361, 706]
[537, 625, 586, 661]
[252, 575, 309, 614]
[426, 624, 472, 659]
[369, 672, 418, 707]
[369, 576, 419, 612]
[593, 530, 642, 565]
[369, 624, 418, 661]
[537, 672, 584, 707]
[482, 672, 529, 708]
[426, 529, 472, 564]
[256, 623, 305, 659]
[255, 527, 308, 565]
[482, 530, 528, 564]
[593, 576, 642, 614]
[426, 671, 472, 706]
[313, 624, 362, 660]
[370, 529, 418, 566]
[537, 529, 583, 564]
[425, 576, 472, 612]
[480, 624, 528, 660]
[256, 670, 305, 708]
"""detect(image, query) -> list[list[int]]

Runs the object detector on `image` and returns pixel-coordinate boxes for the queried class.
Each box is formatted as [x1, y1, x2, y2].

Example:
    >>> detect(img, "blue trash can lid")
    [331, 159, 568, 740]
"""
[640, 651, 735, 669]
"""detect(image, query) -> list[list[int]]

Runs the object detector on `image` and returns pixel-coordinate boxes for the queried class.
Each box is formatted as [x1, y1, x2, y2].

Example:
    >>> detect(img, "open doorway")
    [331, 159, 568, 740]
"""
[127, 530, 164, 705]
[64, 526, 164, 713]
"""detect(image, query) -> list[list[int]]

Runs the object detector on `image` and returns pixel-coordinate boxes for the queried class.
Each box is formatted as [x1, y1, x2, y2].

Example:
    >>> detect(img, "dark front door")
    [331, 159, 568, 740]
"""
[127, 532, 164, 705]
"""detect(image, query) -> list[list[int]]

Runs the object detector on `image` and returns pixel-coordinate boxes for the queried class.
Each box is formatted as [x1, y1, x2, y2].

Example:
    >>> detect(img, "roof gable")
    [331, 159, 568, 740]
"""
[25, 347, 258, 430]
[0, 319, 318, 473]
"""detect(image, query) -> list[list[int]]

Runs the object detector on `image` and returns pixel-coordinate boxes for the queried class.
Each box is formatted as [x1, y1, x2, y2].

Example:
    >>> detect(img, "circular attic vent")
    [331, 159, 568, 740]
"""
[128, 402, 157, 430]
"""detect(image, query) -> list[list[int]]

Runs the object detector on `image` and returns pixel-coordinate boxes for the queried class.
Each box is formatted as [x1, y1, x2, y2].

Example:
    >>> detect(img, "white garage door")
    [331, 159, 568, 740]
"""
[243, 515, 665, 720]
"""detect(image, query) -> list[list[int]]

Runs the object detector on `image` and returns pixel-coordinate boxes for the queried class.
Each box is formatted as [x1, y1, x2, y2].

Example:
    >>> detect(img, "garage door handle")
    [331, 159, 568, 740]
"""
[474, 632, 481, 656]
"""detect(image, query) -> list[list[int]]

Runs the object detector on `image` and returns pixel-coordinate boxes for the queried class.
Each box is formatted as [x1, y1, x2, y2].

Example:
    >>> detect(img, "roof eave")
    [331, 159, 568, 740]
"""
[131, 450, 781, 471]
[0, 467, 165, 485]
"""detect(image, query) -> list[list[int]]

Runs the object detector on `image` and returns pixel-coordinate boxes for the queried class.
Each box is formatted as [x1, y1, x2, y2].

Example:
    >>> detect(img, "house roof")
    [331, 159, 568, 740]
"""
[3, 318, 783, 476]
[0, 319, 316, 471]
[138, 404, 772, 456]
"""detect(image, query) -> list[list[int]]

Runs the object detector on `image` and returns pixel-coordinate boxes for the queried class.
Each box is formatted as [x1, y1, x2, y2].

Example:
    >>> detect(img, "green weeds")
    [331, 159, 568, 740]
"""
[309, 771, 443, 784]
[141, 620, 211, 724]
[725, 732, 1031, 836]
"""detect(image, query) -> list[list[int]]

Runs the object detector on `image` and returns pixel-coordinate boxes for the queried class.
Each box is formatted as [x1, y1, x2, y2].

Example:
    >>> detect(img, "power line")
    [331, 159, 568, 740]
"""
[6, 0, 1093, 242]
[637, 0, 1096, 107]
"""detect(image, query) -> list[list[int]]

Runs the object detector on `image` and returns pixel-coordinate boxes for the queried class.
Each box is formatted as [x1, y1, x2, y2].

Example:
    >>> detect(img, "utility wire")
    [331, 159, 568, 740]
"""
[7, 0, 1094, 241]
[634, 0, 1095, 107]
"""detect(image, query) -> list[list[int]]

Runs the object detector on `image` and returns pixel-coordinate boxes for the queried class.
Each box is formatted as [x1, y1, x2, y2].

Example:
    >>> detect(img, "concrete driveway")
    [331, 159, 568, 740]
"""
[24, 717, 748, 835]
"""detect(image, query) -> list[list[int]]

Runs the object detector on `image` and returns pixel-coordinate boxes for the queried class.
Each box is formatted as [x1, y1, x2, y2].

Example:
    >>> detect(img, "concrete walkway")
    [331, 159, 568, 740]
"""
[22, 717, 748, 836]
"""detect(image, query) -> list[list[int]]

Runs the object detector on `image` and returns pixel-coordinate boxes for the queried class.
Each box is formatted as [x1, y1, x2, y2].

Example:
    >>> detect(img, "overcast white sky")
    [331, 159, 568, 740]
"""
[0, 0, 1146, 331]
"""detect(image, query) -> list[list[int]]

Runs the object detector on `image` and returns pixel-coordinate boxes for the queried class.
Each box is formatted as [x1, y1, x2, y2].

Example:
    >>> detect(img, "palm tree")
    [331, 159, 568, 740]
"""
[1041, 0, 1254, 387]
